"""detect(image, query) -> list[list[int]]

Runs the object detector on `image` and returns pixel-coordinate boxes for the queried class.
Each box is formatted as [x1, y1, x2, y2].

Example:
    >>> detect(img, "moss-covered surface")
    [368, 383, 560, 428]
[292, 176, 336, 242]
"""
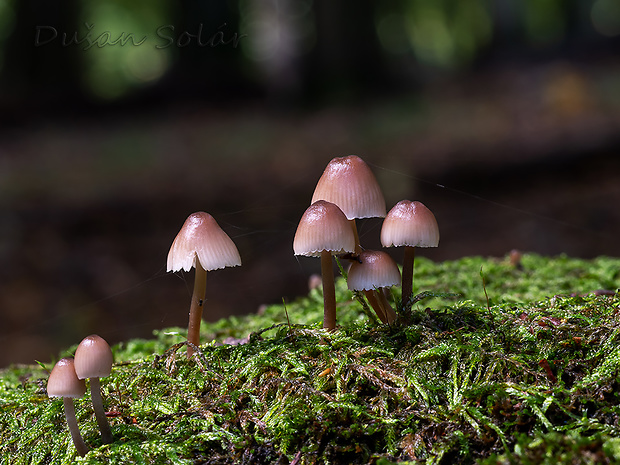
[1, 254, 620, 464]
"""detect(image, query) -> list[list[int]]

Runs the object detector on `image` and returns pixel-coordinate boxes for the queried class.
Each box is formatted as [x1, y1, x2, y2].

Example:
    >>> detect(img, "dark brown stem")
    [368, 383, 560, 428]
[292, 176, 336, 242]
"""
[63, 397, 89, 457]
[187, 262, 207, 358]
[402, 246, 416, 307]
[90, 377, 112, 444]
[320, 250, 336, 330]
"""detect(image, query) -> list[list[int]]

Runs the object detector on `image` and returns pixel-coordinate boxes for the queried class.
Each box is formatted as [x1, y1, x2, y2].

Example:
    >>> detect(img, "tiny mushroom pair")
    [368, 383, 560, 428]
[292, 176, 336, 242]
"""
[294, 155, 440, 329]
[47, 335, 113, 457]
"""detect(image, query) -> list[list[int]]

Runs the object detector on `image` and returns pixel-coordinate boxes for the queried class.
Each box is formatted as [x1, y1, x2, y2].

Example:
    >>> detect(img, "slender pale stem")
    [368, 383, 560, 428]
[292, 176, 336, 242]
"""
[402, 246, 416, 308]
[320, 250, 336, 330]
[187, 262, 207, 358]
[89, 377, 112, 444]
[63, 397, 89, 457]
[349, 219, 362, 254]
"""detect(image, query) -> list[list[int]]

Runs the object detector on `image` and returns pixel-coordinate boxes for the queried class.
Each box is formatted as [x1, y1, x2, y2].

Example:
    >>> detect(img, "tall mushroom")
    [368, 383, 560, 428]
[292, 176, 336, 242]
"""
[347, 250, 400, 324]
[294, 200, 355, 330]
[311, 155, 386, 253]
[47, 357, 89, 457]
[167, 212, 241, 358]
[381, 200, 439, 306]
[74, 334, 113, 444]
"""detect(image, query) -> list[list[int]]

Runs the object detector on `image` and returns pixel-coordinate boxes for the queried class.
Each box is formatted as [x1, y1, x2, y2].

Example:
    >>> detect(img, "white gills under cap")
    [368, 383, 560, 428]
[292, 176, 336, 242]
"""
[167, 211, 241, 273]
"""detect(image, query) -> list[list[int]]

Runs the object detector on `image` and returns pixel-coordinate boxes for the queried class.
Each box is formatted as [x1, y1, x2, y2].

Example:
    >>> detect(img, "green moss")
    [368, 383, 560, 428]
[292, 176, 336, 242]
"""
[1, 254, 620, 464]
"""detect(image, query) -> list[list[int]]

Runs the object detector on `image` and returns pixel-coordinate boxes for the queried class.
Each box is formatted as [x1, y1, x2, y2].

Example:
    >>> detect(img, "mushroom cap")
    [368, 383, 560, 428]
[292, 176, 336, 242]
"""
[311, 155, 386, 220]
[347, 250, 401, 291]
[381, 200, 440, 248]
[293, 201, 356, 257]
[74, 334, 113, 379]
[47, 358, 86, 399]
[167, 212, 242, 272]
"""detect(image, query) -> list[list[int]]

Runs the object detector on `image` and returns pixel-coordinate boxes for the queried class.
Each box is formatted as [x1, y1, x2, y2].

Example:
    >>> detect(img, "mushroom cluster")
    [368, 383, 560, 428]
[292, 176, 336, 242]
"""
[46, 154, 441, 456]
[160, 155, 439, 338]
[294, 155, 440, 328]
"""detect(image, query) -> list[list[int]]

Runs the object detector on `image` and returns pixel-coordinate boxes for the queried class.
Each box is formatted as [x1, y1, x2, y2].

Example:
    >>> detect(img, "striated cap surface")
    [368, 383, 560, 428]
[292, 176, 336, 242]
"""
[381, 200, 439, 248]
[311, 155, 386, 220]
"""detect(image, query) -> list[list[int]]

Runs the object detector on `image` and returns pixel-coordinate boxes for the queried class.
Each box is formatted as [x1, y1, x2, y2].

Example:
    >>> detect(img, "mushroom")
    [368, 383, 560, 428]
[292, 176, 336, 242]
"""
[74, 334, 113, 444]
[381, 200, 439, 307]
[293, 200, 356, 330]
[47, 357, 89, 457]
[347, 250, 400, 324]
[167, 212, 241, 358]
[311, 155, 386, 253]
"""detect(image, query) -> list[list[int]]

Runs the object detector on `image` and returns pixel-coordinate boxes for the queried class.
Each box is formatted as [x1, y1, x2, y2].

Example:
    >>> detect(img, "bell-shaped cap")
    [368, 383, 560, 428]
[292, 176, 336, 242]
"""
[167, 212, 242, 272]
[347, 250, 401, 291]
[74, 334, 113, 379]
[311, 155, 386, 220]
[47, 358, 86, 399]
[294, 201, 356, 257]
[381, 200, 439, 248]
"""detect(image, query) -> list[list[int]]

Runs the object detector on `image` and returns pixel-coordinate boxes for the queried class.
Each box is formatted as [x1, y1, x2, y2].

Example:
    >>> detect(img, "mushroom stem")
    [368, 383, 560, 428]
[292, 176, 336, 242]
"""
[89, 377, 112, 444]
[63, 397, 89, 457]
[320, 250, 337, 330]
[187, 262, 208, 358]
[377, 289, 397, 323]
[363, 290, 388, 323]
[402, 246, 416, 308]
[349, 219, 362, 254]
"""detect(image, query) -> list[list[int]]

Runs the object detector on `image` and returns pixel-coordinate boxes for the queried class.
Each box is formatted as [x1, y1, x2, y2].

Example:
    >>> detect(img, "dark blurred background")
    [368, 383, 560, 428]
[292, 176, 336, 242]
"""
[1, 0, 619, 366]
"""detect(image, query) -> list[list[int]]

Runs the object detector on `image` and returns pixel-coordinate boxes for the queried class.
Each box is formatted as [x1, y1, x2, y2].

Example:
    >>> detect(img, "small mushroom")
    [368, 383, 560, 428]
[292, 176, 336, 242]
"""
[381, 200, 439, 307]
[47, 357, 89, 457]
[347, 250, 400, 324]
[74, 334, 113, 444]
[311, 155, 386, 253]
[294, 200, 356, 330]
[167, 212, 242, 358]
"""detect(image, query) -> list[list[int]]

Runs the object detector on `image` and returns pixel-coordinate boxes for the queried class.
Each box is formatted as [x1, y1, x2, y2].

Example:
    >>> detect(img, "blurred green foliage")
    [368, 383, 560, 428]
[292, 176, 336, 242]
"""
[78, 0, 172, 99]
[0, 0, 614, 103]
